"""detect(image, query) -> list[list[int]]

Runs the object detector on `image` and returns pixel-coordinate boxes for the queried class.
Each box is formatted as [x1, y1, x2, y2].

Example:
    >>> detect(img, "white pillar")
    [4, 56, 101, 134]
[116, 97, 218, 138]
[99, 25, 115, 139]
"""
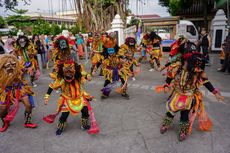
[211, 9, 227, 51]
[111, 14, 124, 46]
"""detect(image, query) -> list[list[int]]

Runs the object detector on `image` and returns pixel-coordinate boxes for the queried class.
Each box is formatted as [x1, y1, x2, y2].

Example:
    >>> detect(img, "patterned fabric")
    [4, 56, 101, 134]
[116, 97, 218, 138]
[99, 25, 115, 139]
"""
[102, 55, 132, 82]
[49, 78, 87, 116]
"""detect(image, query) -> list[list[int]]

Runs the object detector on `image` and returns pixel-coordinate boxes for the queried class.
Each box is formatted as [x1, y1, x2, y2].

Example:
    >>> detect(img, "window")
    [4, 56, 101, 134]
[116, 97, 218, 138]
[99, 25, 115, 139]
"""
[187, 25, 196, 36]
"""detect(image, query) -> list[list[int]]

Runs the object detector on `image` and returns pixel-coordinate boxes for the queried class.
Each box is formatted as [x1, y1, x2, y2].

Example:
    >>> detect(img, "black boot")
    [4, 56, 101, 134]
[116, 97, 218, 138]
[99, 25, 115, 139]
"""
[1, 111, 7, 128]
[56, 120, 67, 135]
[178, 121, 189, 141]
[160, 116, 173, 134]
[121, 88, 129, 100]
[24, 112, 37, 128]
[80, 117, 90, 130]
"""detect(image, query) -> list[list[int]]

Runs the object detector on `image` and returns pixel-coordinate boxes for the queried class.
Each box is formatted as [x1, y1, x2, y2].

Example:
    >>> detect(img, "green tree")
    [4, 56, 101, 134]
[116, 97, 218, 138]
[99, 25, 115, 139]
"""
[50, 24, 61, 35]
[158, 0, 213, 29]
[127, 17, 139, 27]
[41, 22, 51, 35]
[69, 25, 80, 35]
[6, 15, 32, 31]
[60, 23, 67, 32]
[0, 16, 6, 28]
[11, 9, 28, 14]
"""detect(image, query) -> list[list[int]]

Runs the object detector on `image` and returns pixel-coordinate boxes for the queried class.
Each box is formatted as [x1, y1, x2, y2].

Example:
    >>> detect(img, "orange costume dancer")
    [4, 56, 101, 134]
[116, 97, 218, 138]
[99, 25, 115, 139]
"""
[101, 32, 132, 99]
[0, 54, 37, 132]
[50, 36, 72, 80]
[43, 59, 98, 135]
[90, 33, 104, 76]
[118, 37, 140, 80]
[14, 35, 40, 87]
[158, 52, 224, 141]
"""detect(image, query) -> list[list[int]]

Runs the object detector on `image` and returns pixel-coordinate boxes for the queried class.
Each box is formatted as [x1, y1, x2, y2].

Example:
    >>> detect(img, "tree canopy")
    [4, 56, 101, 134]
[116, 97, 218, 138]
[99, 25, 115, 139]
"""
[0, 0, 29, 11]
[159, 0, 195, 15]
[0, 16, 6, 28]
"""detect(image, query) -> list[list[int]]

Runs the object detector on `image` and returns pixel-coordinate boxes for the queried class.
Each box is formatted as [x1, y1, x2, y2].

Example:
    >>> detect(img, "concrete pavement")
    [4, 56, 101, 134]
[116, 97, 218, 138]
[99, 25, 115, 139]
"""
[0, 54, 230, 153]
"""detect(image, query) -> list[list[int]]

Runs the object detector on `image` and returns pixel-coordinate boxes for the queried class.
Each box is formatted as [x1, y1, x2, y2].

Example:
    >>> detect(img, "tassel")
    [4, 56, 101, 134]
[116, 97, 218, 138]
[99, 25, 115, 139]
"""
[116, 78, 128, 94]
[85, 99, 100, 134]
[0, 122, 9, 132]
[0, 88, 20, 132]
[115, 88, 123, 94]
[155, 85, 164, 93]
[43, 100, 64, 124]
[188, 111, 197, 135]
[198, 110, 212, 131]
[43, 114, 58, 124]
[87, 110, 100, 134]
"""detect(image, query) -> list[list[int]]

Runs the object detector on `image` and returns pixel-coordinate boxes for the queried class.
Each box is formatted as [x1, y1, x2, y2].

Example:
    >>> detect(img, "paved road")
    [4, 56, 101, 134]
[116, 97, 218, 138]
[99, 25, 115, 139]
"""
[1, 54, 230, 153]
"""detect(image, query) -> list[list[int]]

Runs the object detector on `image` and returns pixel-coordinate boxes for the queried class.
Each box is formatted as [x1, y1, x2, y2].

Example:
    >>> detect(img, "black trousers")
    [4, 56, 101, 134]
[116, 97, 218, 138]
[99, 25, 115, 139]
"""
[201, 46, 210, 63]
[59, 106, 89, 122]
[222, 53, 230, 73]
[166, 110, 190, 122]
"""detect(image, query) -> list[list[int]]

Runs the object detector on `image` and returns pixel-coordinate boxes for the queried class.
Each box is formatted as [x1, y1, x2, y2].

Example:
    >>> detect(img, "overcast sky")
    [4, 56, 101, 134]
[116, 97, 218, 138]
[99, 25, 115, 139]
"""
[0, 0, 169, 17]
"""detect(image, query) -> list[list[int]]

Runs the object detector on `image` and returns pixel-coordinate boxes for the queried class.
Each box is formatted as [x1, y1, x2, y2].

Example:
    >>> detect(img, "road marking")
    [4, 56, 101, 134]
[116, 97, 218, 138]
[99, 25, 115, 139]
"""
[86, 80, 230, 98]
[131, 84, 140, 88]
[140, 85, 150, 90]
[40, 76, 230, 98]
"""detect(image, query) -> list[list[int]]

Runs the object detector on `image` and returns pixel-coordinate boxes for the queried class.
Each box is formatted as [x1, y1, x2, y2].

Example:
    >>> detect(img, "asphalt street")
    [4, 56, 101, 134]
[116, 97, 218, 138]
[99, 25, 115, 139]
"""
[1, 54, 230, 153]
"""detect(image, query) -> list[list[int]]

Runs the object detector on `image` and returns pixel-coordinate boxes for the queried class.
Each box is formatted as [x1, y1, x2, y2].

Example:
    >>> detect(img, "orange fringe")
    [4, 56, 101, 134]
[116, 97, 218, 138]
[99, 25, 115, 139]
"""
[155, 86, 164, 93]
[198, 110, 212, 131]
[188, 93, 212, 134]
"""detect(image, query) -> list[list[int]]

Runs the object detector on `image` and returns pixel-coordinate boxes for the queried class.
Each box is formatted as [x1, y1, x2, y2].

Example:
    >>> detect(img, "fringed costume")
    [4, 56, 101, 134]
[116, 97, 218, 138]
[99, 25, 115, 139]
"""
[147, 32, 162, 71]
[101, 32, 132, 99]
[49, 36, 72, 80]
[90, 33, 104, 76]
[118, 37, 140, 80]
[0, 54, 37, 132]
[158, 52, 224, 141]
[14, 35, 40, 87]
[43, 60, 99, 135]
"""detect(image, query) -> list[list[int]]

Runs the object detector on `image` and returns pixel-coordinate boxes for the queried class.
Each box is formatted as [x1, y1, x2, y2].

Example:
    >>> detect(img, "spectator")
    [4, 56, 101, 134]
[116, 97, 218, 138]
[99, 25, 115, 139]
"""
[218, 30, 230, 74]
[46, 35, 55, 69]
[76, 33, 84, 59]
[198, 28, 211, 65]
[32, 35, 43, 72]
[40, 35, 48, 68]
[0, 36, 5, 54]
[4, 36, 15, 54]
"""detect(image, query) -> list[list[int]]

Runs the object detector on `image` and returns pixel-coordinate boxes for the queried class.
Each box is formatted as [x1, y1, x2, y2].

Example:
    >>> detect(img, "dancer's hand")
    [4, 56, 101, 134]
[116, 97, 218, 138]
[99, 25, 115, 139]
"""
[164, 85, 170, 93]
[87, 74, 92, 81]
[44, 94, 50, 105]
[214, 92, 225, 103]
[159, 66, 166, 72]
